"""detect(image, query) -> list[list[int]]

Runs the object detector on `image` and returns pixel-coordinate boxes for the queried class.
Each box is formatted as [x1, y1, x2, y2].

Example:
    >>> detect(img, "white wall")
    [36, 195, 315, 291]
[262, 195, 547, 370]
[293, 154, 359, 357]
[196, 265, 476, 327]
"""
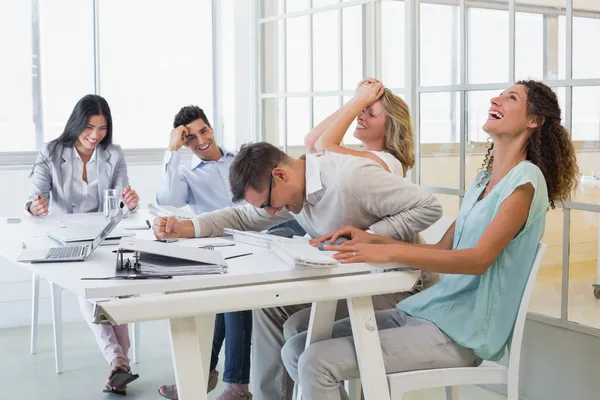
[0, 162, 164, 328]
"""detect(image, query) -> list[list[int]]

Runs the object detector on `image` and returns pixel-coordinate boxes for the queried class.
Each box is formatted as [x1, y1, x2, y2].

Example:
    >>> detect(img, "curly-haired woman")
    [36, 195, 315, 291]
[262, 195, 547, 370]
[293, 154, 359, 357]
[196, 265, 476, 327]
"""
[283, 80, 580, 400]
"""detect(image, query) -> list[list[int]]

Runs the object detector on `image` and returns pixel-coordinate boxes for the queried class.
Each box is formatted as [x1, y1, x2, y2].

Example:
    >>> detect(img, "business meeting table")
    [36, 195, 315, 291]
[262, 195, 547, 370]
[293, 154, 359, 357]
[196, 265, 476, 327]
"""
[0, 209, 420, 400]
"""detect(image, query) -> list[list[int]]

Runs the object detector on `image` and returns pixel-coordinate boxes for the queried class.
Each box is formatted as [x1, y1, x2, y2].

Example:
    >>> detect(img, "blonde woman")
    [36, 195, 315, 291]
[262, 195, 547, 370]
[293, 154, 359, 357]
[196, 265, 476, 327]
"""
[304, 78, 414, 177]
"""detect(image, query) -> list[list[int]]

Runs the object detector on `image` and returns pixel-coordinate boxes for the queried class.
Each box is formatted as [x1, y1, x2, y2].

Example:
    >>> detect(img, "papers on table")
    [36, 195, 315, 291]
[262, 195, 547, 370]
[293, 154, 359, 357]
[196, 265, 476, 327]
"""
[137, 252, 225, 276]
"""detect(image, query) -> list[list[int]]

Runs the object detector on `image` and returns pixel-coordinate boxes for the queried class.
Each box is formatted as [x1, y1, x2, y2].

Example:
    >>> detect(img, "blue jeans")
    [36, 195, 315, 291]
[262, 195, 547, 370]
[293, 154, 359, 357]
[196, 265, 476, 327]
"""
[210, 311, 252, 384]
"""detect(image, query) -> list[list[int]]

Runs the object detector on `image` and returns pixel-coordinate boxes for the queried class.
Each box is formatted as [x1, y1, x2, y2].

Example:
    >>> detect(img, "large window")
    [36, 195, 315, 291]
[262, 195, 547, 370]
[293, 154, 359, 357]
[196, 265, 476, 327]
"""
[259, 0, 600, 335]
[0, 0, 215, 158]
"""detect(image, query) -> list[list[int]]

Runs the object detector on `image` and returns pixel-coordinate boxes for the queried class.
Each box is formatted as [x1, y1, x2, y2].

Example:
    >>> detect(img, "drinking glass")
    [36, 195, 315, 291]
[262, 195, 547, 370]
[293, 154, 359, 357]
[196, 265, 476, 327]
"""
[103, 189, 119, 220]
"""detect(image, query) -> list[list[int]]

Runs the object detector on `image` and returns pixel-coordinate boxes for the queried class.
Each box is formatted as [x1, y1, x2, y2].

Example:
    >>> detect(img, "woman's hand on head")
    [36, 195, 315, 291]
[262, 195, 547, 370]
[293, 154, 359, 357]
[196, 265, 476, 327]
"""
[121, 185, 139, 210]
[355, 78, 380, 93]
[29, 195, 48, 216]
[353, 81, 385, 108]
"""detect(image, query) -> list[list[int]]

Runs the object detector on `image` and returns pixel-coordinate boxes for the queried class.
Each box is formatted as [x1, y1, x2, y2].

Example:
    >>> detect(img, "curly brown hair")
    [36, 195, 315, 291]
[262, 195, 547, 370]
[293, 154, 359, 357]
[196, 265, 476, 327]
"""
[480, 80, 580, 208]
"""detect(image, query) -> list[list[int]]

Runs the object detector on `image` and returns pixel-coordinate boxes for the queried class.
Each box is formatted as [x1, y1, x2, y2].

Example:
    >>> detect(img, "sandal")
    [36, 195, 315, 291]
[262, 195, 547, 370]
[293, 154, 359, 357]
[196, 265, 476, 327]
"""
[218, 387, 253, 399]
[103, 359, 139, 396]
[157, 370, 219, 399]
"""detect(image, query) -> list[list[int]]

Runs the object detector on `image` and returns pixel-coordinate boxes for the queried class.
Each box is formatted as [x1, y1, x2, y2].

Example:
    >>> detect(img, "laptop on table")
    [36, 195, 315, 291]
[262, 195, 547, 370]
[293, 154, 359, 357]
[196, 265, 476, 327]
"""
[17, 205, 130, 263]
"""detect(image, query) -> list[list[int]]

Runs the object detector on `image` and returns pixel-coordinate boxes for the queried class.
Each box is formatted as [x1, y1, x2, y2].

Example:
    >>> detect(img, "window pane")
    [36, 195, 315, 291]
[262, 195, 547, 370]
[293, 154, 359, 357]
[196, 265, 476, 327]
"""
[40, 0, 94, 144]
[287, 97, 310, 146]
[313, 11, 340, 91]
[382, 1, 406, 89]
[515, 12, 543, 81]
[572, 86, 600, 142]
[286, 16, 310, 92]
[262, 0, 283, 18]
[468, 6, 509, 84]
[262, 21, 281, 93]
[262, 98, 285, 146]
[573, 16, 600, 79]
[342, 6, 363, 91]
[465, 90, 495, 188]
[222, 0, 237, 150]
[286, 0, 309, 14]
[572, 87, 600, 205]
[419, 3, 459, 87]
[313, 0, 338, 7]
[529, 208, 563, 319]
[435, 194, 460, 219]
[420, 92, 460, 189]
[568, 210, 600, 329]
[313, 96, 340, 128]
[0, 0, 34, 151]
[342, 95, 361, 145]
[98, 0, 213, 149]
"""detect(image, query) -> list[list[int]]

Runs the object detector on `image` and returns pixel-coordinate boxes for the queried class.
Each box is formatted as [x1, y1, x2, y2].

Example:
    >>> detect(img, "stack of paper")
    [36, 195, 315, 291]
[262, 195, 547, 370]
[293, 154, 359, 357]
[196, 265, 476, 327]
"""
[138, 252, 226, 276]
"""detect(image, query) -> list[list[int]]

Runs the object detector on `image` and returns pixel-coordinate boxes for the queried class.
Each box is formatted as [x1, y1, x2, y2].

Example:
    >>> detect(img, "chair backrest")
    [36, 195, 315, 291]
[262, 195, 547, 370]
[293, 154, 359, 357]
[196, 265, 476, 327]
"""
[506, 242, 546, 374]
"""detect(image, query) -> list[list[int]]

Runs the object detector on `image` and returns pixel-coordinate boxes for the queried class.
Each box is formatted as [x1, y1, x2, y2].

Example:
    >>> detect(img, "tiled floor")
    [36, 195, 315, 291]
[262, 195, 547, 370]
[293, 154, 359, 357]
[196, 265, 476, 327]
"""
[0, 320, 508, 400]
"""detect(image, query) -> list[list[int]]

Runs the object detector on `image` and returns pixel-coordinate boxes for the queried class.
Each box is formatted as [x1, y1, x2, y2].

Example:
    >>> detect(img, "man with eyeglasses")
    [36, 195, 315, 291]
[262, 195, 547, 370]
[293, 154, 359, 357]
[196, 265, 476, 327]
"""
[153, 141, 442, 400]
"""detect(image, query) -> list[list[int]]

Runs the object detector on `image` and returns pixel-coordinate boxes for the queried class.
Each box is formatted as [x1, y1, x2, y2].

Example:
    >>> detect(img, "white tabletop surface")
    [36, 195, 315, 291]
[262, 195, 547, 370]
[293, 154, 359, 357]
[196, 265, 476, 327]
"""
[0, 210, 420, 299]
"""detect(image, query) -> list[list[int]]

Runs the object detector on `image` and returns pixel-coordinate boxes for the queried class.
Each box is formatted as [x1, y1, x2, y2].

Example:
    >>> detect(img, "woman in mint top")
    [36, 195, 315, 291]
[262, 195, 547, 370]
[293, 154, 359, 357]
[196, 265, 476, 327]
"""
[281, 80, 580, 400]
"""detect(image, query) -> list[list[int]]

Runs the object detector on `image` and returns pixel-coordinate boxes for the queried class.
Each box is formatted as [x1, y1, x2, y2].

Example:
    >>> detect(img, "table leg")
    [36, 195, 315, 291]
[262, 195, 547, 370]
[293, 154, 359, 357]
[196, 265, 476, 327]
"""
[168, 314, 215, 400]
[50, 282, 62, 374]
[347, 296, 390, 400]
[296, 301, 337, 400]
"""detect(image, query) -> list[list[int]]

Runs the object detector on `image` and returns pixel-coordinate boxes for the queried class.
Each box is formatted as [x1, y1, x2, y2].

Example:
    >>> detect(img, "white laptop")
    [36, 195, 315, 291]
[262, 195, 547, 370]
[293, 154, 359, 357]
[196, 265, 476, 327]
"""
[17, 205, 130, 263]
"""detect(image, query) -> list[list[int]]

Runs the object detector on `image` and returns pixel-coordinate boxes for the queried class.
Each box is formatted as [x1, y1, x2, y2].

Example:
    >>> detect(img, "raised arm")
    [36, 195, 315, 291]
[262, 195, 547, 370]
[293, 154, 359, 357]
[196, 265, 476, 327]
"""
[156, 125, 192, 208]
[305, 79, 379, 153]
[313, 81, 390, 170]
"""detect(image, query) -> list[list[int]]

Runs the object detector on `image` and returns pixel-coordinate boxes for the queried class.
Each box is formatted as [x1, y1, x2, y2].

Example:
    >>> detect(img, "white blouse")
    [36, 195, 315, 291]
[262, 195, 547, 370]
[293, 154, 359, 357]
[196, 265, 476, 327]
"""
[369, 150, 404, 176]
[71, 149, 100, 213]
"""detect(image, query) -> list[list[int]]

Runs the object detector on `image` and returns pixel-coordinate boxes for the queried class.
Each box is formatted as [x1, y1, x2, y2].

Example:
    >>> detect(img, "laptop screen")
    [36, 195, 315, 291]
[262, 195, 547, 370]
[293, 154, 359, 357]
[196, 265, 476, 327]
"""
[90, 206, 130, 251]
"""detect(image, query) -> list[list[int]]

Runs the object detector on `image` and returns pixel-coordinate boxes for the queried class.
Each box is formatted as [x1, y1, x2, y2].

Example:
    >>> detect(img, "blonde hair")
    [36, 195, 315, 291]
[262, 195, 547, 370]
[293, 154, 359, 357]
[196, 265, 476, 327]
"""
[379, 89, 415, 177]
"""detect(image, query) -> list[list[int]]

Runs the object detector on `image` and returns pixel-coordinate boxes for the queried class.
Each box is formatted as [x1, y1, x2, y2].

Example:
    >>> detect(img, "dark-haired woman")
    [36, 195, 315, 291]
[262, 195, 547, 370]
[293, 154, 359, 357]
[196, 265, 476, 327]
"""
[26, 94, 140, 395]
[284, 80, 580, 400]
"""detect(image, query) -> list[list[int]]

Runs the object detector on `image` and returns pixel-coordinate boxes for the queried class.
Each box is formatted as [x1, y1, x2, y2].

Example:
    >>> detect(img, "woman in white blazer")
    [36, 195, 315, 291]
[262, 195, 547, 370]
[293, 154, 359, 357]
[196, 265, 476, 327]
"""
[27, 94, 140, 395]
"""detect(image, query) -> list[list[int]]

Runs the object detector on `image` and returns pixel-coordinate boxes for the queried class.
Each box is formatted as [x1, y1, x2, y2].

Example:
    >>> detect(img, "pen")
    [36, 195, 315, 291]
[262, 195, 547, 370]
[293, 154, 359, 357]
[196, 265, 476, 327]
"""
[224, 253, 253, 260]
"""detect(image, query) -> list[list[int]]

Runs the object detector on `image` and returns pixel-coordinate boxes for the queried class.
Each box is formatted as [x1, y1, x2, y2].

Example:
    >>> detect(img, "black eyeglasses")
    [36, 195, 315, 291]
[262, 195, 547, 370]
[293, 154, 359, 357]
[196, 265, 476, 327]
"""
[260, 174, 274, 209]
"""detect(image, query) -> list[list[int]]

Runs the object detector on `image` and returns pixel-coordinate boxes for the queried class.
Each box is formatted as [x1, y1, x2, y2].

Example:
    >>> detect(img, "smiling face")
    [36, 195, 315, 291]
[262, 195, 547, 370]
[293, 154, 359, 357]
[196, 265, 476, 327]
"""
[184, 118, 221, 161]
[243, 168, 305, 215]
[77, 115, 107, 152]
[483, 84, 539, 138]
[353, 100, 386, 143]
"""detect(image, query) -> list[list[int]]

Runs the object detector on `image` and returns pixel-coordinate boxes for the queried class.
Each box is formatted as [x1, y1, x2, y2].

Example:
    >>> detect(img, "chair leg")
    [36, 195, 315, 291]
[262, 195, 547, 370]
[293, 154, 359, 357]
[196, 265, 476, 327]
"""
[30, 274, 40, 355]
[131, 322, 140, 364]
[347, 380, 362, 400]
[50, 282, 62, 374]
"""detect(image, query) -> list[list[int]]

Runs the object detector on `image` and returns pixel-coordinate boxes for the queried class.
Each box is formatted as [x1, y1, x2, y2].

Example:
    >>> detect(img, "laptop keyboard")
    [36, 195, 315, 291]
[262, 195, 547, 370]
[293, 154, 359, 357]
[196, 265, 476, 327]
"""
[45, 246, 85, 260]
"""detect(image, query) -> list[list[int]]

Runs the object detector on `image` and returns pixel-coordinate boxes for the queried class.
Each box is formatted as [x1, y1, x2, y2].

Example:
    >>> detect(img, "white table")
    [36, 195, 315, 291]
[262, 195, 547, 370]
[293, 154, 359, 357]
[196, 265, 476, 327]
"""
[0, 211, 420, 400]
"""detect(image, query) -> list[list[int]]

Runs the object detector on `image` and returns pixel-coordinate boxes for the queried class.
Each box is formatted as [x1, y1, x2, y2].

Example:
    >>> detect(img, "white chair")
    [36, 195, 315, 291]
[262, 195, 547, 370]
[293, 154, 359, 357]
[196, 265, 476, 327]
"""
[30, 273, 141, 374]
[383, 242, 547, 400]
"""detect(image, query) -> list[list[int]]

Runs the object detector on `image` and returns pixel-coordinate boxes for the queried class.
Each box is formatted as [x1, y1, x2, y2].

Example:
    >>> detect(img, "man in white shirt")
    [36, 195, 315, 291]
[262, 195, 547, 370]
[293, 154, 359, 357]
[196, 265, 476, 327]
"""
[153, 142, 443, 400]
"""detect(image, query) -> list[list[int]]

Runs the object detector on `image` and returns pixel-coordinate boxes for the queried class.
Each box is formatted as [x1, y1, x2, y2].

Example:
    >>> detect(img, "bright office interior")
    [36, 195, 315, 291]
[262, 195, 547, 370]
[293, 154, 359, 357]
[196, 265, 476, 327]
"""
[2, 0, 600, 399]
